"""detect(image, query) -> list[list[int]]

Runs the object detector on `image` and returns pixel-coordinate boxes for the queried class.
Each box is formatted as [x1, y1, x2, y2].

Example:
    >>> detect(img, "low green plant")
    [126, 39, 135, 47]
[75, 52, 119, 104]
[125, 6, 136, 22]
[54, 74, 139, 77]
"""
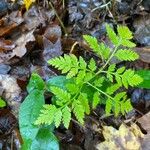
[35, 24, 143, 128]
[0, 97, 6, 108]
[19, 24, 143, 149]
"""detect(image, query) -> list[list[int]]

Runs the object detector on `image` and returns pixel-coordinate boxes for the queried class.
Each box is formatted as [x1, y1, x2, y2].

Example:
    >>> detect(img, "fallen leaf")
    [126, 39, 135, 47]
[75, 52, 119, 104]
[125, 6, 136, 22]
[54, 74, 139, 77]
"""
[0, 75, 22, 116]
[13, 30, 35, 57]
[96, 124, 144, 150]
[43, 25, 63, 61]
[138, 112, 150, 150]
[0, 38, 16, 52]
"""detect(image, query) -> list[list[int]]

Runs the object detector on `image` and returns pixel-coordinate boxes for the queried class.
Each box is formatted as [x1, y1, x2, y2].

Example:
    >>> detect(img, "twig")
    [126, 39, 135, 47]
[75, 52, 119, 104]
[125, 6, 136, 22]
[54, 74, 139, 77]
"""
[48, 1, 68, 36]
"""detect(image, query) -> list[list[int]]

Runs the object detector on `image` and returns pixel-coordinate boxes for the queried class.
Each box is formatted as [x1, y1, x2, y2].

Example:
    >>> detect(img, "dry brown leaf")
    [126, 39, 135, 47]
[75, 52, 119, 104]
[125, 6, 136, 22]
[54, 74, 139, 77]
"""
[96, 124, 144, 150]
[138, 112, 150, 150]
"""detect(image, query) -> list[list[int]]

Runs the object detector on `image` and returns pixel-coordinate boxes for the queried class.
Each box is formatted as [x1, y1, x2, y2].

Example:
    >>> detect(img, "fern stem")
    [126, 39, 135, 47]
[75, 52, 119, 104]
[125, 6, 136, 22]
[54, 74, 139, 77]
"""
[96, 42, 121, 76]
[86, 82, 113, 100]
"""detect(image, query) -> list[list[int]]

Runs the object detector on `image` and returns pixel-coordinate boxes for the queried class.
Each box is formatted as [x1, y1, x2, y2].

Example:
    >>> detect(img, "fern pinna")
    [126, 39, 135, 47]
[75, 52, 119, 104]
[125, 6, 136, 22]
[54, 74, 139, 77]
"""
[34, 24, 143, 128]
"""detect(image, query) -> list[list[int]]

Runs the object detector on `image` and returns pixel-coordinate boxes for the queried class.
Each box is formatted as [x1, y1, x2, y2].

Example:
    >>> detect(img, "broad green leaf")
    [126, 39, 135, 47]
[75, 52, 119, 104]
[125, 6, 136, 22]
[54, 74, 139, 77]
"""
[31, 127, 59, 150]
[0, 98, 6, 108]
[136, 70, 150, 89]
[47, 76, 73, 90]
[27, 73, 45, 93]
[19, 90, 45, 139]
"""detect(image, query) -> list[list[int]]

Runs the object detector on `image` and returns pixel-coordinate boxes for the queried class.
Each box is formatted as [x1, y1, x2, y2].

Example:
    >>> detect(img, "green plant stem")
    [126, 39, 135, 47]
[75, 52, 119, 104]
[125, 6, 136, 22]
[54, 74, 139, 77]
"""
[49, 1, 68, 36]
[86, 82, 114, 100]
[96, 42, 121, 76]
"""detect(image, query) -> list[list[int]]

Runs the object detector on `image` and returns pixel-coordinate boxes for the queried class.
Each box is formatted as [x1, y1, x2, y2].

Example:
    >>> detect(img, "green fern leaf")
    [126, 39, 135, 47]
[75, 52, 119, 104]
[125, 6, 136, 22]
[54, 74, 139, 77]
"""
[106, 24, 119, 45]
[121, 39, 136, 48]
[48, 54, 79, 79]
[62, 106, 71, 128]
[76, 70, 86, 84]
[99, 43, 110, 59]
[83, 35, 99, 50]
[54, 109, 62, 128]
[106, 84, 121, 95]
[114, 102, 120, 116]
[116, 67, 126, 74]
[108, 64, 116, 72]
[72, 100, 85, 124]
[88, 58, 97, 71]
[93, 77, 105, 87]
[83, 35, 110, 59]
[79, 56, 87, 70]
[50, 86, 71, 106]
[92, 92, 100, 109]
[124, 99, 133, 112]
[105, 99, 112, 116]
[115, 49, 139, 61]
[122, 69, 143, 88]
[66, 83, 79, 94]
[79, 93, 90, 115]
[117, 25, 133, 40]
[35, 104, 56, 125]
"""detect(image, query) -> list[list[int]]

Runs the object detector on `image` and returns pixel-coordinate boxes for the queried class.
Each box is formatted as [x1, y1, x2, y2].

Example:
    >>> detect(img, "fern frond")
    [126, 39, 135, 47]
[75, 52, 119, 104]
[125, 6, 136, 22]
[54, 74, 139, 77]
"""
[105, 99, 112, 116]
[93, 77, 105, 87]
[117, 25, 133, 40]
[62, 106, 71, 128]
[83, 35, 100, 52]
[79, 93, 90, 115]
[48, 54, 79, 79]
[35, 104, 57, 125]
[106, 24, 119, 45]
[76, 70, 86, 84]
[99, 43, 110, 59]
[121, 39, 136, 48]
[88, 58, 97, 71]
[121, 69, 143, 88]
[54, 109, 62, 128]
[72, 100, 85, 124]
[92, 92, 100, 109]
[50, 86, 71, 106]
[66, 83, 79, 94]
[106, 84, 121, 95]
[115, 49, 139, 61]
[83, 35, 110, 60]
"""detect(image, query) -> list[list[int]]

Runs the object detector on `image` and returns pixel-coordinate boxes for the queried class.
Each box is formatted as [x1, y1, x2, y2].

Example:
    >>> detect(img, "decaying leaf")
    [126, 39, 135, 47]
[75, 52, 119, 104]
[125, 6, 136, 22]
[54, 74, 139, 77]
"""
[96, 124, 144, 150]
[0, 75, 22, 116]
[13, 30, 35, 57]
[43, 25, 63, 61]
[138, 112, 150, 150]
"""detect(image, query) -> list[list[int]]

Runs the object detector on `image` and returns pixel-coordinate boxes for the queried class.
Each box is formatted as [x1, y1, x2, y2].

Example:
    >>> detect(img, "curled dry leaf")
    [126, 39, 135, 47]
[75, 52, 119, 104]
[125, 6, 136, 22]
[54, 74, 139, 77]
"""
[96, 124, 144, 150]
